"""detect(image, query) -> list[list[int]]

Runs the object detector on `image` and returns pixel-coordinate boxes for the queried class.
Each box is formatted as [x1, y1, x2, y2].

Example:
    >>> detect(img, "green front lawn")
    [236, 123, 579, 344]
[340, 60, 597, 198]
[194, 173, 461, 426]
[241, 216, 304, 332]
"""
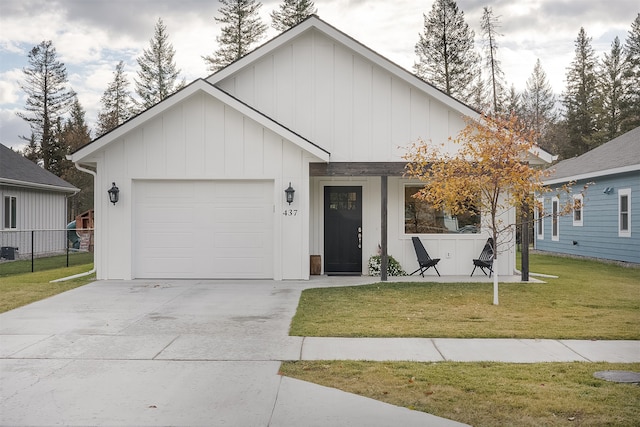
[283, 253, 640, 426]
[290, 253, 640, 339]
[0, 264, 95, 313]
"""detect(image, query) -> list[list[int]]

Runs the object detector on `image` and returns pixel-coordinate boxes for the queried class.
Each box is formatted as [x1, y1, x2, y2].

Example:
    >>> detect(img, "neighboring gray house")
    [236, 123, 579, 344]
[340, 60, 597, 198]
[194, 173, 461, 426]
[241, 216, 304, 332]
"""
[537, 127, 640, 264]
[0, 143, 78, 259]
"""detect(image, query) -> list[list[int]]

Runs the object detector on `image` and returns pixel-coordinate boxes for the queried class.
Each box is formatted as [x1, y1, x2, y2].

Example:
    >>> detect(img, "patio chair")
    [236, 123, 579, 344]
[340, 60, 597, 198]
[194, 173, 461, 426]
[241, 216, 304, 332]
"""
[409, 237, 441, 277]
[471, 238, 494, 277]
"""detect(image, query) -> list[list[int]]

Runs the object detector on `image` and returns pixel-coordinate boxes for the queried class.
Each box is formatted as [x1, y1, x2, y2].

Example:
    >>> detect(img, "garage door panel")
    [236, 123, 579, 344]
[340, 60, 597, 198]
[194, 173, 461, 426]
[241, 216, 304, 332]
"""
[134, 180, 274, 279]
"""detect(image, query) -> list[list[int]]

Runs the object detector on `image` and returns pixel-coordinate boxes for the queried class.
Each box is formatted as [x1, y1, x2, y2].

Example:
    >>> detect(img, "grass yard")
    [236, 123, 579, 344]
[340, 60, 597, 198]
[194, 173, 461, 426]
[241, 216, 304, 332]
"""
[290, 253, 640, 339]
[284, 253, 640, 426]
[0, 252, 93, 277]
[0, 264, 95, 313]
[280, 361, 640, 427]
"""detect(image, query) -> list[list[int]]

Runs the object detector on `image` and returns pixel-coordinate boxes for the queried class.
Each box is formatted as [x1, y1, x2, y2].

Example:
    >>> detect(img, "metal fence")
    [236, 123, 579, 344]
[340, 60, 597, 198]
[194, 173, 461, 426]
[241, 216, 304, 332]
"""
[0, 229, 94, 275]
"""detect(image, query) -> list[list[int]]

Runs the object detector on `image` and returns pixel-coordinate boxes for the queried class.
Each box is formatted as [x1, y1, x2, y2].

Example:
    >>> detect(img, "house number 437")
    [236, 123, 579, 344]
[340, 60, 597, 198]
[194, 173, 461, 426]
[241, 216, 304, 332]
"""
[283, 209, 298, 216]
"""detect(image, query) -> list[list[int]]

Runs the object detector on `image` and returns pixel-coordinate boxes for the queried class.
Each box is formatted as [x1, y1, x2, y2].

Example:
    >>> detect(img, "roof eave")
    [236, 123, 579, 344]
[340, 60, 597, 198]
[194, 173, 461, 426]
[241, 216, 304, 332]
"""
[1, 178, 79, 194]
[544, 164, 640, 185]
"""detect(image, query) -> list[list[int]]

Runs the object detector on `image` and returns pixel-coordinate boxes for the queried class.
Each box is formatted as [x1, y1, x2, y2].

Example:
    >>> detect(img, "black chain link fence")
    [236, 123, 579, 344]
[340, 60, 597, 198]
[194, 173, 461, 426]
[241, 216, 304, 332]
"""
[0, 229, 94, 276]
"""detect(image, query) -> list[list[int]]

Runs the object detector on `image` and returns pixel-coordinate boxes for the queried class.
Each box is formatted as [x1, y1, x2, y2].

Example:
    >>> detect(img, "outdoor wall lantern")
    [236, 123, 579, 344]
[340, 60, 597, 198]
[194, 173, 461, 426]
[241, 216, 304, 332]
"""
[108, 182, 120, 205]
[285, 182, 295, 205]
[603, 187, 614, 195]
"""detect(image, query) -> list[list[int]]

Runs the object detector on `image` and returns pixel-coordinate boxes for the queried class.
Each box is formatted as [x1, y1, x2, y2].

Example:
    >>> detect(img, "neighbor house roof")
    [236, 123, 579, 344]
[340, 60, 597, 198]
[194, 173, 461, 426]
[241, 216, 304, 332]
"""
[544, 126, 640, 184]
[0, 143, 78, 193]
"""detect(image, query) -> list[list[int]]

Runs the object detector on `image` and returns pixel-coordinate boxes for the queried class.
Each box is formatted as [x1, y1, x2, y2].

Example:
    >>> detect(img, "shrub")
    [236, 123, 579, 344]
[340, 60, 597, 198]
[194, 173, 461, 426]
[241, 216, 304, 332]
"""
[368, 255, 406, 276]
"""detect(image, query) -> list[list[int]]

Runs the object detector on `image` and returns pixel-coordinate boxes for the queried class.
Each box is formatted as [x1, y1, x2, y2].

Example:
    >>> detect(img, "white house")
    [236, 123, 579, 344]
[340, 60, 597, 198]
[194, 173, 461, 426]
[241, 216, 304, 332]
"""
[70, 16, 552, 280]
[1, 143, 79, 258]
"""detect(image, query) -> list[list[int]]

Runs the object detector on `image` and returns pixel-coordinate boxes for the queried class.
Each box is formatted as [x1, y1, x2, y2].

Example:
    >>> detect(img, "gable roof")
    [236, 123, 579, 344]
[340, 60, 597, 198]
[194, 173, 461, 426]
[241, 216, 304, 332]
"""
[0, 144, 78, 193]
[71, 79, 330, 163]
[208, 15, 480, 121]
[544, 126, 640, 184]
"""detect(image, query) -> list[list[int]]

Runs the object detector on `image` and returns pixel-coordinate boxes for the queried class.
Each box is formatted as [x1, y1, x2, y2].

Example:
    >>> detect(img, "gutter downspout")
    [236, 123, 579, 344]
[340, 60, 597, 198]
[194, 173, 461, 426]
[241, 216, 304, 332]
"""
[51, 162, 97, 283]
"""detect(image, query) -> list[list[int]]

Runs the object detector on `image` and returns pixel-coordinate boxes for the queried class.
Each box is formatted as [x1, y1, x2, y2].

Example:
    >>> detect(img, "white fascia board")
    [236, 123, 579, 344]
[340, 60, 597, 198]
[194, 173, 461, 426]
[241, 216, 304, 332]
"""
[0, 178, 79, 194]
[71, 79, 329, 164]
[544, 164, 640, 185]
[527, 146, 557, 165]
[207, 16, 480, 121]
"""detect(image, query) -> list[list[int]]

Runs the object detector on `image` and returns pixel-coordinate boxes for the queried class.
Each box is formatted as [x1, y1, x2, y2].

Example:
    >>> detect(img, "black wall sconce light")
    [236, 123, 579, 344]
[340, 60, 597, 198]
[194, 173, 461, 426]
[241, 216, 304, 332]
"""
[108, 182, 120, 205]
[285, 182, 295, 205]
[603, 187, 614, 195]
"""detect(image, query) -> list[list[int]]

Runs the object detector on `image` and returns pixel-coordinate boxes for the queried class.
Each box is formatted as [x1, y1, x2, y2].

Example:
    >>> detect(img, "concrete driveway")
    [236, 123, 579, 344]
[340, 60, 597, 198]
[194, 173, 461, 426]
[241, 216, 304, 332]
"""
[0, 278, 465, 426]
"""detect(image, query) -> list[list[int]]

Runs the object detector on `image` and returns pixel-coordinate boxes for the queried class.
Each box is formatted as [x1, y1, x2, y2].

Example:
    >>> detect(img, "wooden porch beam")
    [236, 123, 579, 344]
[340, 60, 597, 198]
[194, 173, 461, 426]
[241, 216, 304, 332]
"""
[310, 162, 407, 177]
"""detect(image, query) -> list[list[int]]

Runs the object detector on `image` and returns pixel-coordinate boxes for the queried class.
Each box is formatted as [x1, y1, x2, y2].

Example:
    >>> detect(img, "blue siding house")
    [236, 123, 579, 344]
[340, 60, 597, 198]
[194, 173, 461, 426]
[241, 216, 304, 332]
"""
[536, 127, 640, 264]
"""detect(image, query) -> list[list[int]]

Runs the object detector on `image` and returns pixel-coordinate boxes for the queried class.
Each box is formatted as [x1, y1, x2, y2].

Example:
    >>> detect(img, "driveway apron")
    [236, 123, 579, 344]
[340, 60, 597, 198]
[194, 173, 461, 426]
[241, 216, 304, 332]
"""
[0, 279, 466, 426]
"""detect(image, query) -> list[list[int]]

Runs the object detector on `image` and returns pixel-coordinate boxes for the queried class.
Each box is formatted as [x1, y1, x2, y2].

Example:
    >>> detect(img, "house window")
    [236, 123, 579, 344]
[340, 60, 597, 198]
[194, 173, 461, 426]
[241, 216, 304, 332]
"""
[536, 198, 544, 239]
[552, 197, 559, 241]
[572, 194, 583, 227]
[404, 186, 479, 234]
[619, 189, 631, 237]
[3, 196, 17, 229]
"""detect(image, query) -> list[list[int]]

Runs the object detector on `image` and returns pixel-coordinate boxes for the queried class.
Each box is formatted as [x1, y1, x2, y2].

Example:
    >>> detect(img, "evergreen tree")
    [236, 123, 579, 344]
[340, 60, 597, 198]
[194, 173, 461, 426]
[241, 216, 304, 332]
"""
[60, 97, 93, 218]
[561, 27, 599, 157]
[621, 13, 640, 132]
[203, 0, 267, 72]
[17, 40, 75, 172]
[521, 59, 556, 152]
[97, 61, 134, 136]
[505, 85, 521, 117]
[597, 36, 626, 142]
[135, 18, 184, 111]
[271, 0, 317, 32]
[469, 72, 489, 113]
[414, 0, 480, 104]
[480, 6, 506, 114]
[22, 133, 39, 164]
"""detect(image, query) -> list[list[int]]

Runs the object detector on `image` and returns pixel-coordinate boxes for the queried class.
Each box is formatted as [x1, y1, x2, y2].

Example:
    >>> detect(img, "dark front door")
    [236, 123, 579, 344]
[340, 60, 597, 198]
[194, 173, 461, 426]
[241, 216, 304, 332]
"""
[324, 186, 362, 275]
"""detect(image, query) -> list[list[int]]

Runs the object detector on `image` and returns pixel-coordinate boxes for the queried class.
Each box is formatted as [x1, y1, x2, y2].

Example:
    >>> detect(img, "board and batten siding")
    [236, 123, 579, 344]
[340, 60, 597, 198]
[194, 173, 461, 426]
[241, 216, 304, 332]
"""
[87, 91, 317, 280]
[214, 29, 466, 162]
[0, 186, 69, 257]
[536, 172, 640, 264]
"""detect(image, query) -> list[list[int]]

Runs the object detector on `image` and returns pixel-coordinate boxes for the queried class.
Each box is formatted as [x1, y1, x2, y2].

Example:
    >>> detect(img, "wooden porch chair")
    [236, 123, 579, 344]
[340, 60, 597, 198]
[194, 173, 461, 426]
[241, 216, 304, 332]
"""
[410, 237, 441, 277]
[471, 238, 494, 277]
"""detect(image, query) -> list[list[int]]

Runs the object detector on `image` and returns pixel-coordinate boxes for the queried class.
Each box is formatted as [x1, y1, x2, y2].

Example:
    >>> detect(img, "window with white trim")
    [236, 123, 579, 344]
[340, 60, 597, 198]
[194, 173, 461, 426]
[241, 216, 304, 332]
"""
[536, 197, 544, 239]
[3, 196, 17, 229]
[619, 189, 631, 237]
[572, 194, 583, 227]
[552, 197, 559, 241]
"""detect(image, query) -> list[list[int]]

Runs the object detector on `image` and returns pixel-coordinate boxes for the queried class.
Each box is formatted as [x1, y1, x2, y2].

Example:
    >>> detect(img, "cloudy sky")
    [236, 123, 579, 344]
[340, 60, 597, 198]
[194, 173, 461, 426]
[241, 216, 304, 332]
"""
[0, 0, 637, 151]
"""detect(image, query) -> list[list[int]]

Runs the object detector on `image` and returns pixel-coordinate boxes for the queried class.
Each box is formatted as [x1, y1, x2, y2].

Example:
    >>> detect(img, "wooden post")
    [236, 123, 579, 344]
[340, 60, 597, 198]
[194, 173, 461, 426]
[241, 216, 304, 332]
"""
[381, 176, 388, 282]
[521, 199, 530, 282]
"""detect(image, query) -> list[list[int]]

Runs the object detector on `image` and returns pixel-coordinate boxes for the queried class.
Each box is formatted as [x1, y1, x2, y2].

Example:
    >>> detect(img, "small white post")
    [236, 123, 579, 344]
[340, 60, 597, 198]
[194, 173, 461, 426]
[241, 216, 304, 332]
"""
[493, 256, 499, 305]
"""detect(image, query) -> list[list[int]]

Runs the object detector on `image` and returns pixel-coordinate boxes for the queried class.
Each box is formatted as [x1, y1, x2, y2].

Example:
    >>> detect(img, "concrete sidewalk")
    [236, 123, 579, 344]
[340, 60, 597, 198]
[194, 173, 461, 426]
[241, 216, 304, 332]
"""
[1, 279, 638, 427]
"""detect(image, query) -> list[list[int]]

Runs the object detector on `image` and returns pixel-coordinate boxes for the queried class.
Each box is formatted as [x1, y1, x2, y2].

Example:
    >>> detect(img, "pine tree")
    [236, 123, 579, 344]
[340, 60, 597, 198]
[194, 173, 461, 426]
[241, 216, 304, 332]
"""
[203, 0, 267, 72]
[97, 61, 134, 136]
[621, 13, 640, 132]
[414, 0, 480, 104]
[271, 0, 317, 32]
[505, 85, 521, 117]
[561, 27, 599, 157]
[469, 72, 489, 113]
[60, 97, 93, 218]
[135, 18, 184, 111]
[597, 36, 626, 142]
[521, 59, 556, 152]
[480, 6, 506, 115]
[17, 40, 75, 172]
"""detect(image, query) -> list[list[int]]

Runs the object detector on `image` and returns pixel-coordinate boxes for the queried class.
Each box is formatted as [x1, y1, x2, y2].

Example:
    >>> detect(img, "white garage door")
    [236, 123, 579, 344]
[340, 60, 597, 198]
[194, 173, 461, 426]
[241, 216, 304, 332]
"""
[134, 180, 274, 279]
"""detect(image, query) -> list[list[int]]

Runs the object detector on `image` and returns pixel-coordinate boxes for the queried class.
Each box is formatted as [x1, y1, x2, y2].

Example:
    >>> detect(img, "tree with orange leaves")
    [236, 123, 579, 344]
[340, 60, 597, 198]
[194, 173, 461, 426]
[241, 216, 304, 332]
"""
[404, 113, 575, 305]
